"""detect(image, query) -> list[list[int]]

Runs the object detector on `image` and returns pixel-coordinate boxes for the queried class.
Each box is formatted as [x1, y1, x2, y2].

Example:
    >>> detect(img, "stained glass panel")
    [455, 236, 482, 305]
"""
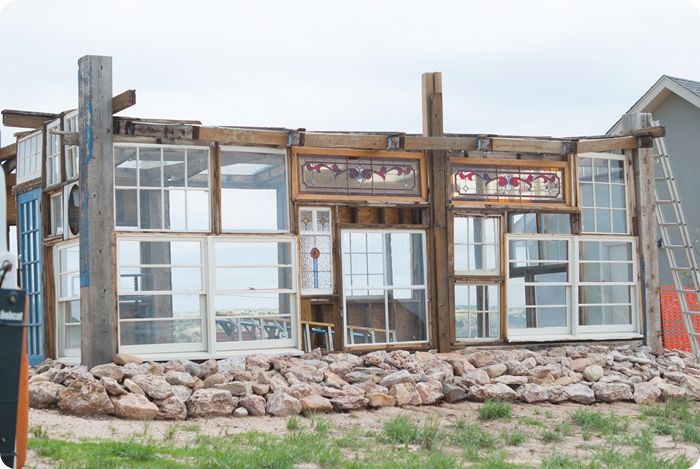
[452, 164, 565, 203]
[299, 208, 334, 294]
[297, 154, 422, 198]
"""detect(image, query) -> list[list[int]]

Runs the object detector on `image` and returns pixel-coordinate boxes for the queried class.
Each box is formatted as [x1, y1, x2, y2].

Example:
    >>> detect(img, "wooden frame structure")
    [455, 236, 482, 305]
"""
[0, 58, 665, 365]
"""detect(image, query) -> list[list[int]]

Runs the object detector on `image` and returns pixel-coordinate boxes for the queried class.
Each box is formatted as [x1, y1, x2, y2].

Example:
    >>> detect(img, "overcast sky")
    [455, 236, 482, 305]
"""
[1, 0, 700, 145]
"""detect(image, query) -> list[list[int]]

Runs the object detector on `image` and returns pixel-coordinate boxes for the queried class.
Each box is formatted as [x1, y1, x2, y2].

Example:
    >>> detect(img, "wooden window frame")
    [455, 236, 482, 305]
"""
[450, 157, 573, 210]
[291, 147, 428, 203]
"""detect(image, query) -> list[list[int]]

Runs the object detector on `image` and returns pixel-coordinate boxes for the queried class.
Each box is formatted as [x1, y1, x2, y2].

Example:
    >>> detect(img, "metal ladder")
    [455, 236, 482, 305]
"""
[652, 123, 700, 356]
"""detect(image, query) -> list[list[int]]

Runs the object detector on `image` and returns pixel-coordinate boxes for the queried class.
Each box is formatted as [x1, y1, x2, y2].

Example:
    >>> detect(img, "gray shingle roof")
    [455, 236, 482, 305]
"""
[666, 75, 700, 98]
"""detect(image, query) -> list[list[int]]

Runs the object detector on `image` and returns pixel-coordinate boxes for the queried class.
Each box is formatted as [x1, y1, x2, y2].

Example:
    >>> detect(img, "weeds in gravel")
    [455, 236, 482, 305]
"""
[286, 415, 301, 432]
[501, 430, 526, 446]
[381, 415, 419, 446]
[478, 400, 512, 420]
[518, 416, 545, 427]
[29, 425, 48, 440]
[540, 429, 564, 443]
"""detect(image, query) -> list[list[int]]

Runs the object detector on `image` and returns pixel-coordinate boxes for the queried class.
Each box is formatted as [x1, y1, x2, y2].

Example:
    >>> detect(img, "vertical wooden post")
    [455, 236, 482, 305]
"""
[79, 55, 116, 367]
[625, 112, 663, 354]
[422, 72, 451, 352]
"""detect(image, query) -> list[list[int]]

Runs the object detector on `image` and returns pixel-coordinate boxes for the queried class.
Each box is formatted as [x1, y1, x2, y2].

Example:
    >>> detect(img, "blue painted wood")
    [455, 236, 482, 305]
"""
[17, 189, 44, 366]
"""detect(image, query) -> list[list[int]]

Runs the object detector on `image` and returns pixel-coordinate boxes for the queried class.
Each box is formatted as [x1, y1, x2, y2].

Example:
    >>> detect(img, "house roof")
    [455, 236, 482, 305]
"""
[608, 75, 700, 135]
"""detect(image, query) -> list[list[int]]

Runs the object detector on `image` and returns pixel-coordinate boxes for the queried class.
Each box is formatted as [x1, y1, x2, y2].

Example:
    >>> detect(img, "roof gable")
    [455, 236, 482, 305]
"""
[609, 75, 700, 135]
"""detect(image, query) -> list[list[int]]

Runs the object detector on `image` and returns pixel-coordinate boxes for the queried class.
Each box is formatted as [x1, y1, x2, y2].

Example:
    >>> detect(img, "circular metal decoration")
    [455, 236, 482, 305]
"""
[67, 184, 80, 235]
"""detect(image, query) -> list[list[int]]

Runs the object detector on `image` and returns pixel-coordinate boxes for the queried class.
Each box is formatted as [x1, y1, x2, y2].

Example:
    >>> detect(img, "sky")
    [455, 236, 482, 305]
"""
[1, 0, 700, 145]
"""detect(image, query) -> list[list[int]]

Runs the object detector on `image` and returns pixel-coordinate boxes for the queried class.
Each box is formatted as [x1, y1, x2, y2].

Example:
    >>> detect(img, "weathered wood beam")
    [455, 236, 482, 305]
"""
[2, 110, 59, 129]
[112, 89, 136, 114]
[302, 133, 389, 150]
[490, 137, 566, 154]
[0, 143, 16, 161]
[79, 55, 117, 367]
[577, 136, 638, 153]
[195, 126, 288, 146]
[403, 136, 478, 151]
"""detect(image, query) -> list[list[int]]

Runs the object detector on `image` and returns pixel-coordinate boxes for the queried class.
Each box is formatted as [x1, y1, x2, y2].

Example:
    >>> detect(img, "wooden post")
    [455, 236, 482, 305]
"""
[422, 72, 451, 352]
[624, 112, 663, 354]
[79, 55, 116, 367]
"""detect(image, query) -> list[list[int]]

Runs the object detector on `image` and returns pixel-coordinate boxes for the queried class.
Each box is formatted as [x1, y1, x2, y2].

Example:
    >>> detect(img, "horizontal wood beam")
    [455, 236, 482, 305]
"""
[577, 136, 638, 153]
[303, 133, 389, 150]
[2, 110, 59, 129]
[403, 136, 477, 151]
[0, 143, 16, 161]
[195, 126, 288, 146]
[489, 137, 566, 154]
[112, 89, 136, 114]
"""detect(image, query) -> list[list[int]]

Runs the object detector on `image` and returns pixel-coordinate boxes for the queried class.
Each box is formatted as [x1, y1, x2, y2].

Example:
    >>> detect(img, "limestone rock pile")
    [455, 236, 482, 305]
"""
[27, 345, 700, 419]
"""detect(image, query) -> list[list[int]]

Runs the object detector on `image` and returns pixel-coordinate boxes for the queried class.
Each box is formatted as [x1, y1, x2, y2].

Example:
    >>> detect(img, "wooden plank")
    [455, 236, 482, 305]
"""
[403, 136, 478, 151]
[2, 110, 59, 129]
[577, 136, 638, 153]
[196, 126, 288, 146]
[210, 142, 222, 234]
[422, 72, 451, 353]
[0, 143, 16, 161]
[625, 112, 662, 354]
[112, 89, 136, 114]
[490, 137, 565, 154]
[78, 55, 117, 367]
[303, 133, 389, 149]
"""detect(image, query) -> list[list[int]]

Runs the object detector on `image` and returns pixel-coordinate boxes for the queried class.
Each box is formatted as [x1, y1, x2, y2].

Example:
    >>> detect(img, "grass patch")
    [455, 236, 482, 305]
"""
[519, 416, 545, 427]
[29, 425, 48, 440]
[478, 400, 512, 421]
[641, 397, 695, 422]
[381, 415, 420, 445]
[541, 454, 584, 469]
[540, 429, 564, 443]
[163, 423, 201, 441]
[501, 430, 526, 446]
[680, 422, 700, 443]
[285, 415, 302, 431]
[450, 419, 497, 460]
[570, 409, 625, 434]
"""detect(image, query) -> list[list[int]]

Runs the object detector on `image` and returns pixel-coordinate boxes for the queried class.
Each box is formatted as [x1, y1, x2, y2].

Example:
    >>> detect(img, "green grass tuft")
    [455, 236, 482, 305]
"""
[478, 400, 512, 421]
[501, 430, 527, 446]
[570, 409, 626, 434]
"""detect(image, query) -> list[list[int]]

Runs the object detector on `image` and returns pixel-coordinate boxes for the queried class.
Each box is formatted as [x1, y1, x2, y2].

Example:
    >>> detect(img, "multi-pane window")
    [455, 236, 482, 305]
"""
[299, 208, 333, 295]
[118, 239, 206, 351]
[114, 144, 210, 231]
[453, 216, 500, 275]
[508, 213, 571, 235]
[46, 120, 61, 186]
[17, 132, 42, 184]
[56, 244, 80, 357]
[578, 154, 628, 234]
[221, 147, 288, 232]
[578, 239, 636, 329]
[341, 230, 428, 346]
[455, 284, 499, 339]
[507, 238, 571, 333]
[64, 111, 79, 180]
[213, 239, 296, 348]
[49, 193, 63, 236]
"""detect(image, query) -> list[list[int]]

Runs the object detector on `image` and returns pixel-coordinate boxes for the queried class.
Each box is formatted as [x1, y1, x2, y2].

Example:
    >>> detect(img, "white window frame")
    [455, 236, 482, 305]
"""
[576, 236, 639, 336]
[506, 233, 641, 341]
[299, 207, 334, 295]
[506, 234, 573, 339]
[453, 215, 501, 276]
[115, 234, 300, 356]
[341, 229, 430, 348]
[46, 119, 62, 187]
[50, 192, 64, 236]
[116, 235, 208, 354]
[209, 236, 299, 352]
[578, 152, 631, 235]
[220, 145, 290, 234]
[64, 111, 79, 180]
[454, 283, 500, 341]
[17, 131, 42, 184]
[54, 241, 80, 359]
[113, 143, 211, 233]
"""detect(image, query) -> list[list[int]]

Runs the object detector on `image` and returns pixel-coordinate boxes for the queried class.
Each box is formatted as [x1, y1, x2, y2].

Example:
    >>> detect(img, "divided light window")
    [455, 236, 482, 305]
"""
[56, 243, 80, 358]
[49, 193, 64, 236]
[578, 153, 628, 234]
[299, 208, 333, 295]
[341, 230, 428, 346]
[117, 239, 206, 352]
[455, 284, 499, 340]
[64, 111, 79, 180]
[46, 120, 61, 186]
[453, 216, 500, 275]
[114, 144, 210, 232]
[221, 147, 289, 232]
[17, 132, 42, 184]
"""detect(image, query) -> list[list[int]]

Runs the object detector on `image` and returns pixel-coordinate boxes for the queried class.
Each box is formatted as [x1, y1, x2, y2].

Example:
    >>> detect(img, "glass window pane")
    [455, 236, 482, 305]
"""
[215, 241, 291, 267]
[164, 189, 186, 231]
[119, 267, 201, 292]
[139, 147, 162, 188]
[216, 267, 293, 290]
[187, 149, 210, 188]
[114, 146, 137, 187]
[118, 240, 201, 266]
[455, 284, 499, 339]
[163, 148, 185, 187]
[595, 183, 610, 207]
[119, 294, 203, 320]
[119, 319, 202, 346]
[115, 189, 138, 227]
[140, 189, 163, 229]
[593, 158, 609, 183]
[187, 191, 210, 231]
[221, 150, 288, 231]
[388, 289, 427, 342]
[610, 160, 625, 183]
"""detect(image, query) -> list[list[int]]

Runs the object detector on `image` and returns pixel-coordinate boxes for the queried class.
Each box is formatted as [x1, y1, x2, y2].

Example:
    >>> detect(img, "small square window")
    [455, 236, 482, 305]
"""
[453, 216, 500, 275]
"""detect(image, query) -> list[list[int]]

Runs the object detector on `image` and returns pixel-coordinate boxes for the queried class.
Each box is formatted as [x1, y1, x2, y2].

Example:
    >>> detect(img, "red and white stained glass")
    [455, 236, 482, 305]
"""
[452, 165, 564, 203]
[299, 208, 333, 294]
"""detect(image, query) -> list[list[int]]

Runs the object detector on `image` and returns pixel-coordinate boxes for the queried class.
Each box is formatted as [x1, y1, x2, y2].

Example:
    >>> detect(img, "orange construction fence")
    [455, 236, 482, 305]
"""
[660, 284, 700, 352]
